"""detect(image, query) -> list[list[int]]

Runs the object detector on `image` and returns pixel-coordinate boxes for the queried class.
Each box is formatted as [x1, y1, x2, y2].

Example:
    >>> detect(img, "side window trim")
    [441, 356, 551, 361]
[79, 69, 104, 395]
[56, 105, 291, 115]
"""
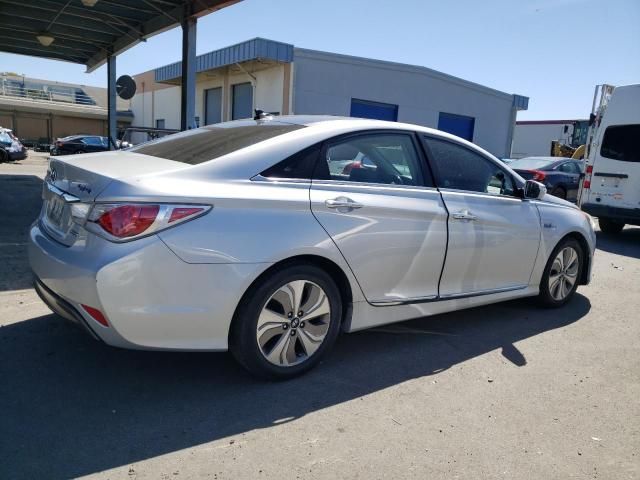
[420, 133, 520, 198]
[315, 129, 430, 188]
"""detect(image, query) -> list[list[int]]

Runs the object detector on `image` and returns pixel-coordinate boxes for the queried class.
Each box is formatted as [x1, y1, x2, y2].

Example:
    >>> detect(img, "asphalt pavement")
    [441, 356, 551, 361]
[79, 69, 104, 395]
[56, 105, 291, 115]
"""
[1, 152, 638, 479]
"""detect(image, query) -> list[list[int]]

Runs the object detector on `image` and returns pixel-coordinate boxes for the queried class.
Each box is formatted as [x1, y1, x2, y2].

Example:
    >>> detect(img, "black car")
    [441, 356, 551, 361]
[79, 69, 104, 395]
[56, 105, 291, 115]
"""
[509, 156, 584, 202]
[51, 135, 110, 155]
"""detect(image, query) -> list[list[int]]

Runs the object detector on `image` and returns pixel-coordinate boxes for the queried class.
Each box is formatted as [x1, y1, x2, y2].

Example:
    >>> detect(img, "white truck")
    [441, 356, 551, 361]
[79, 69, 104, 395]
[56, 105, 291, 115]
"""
[578, 84, 640, 233]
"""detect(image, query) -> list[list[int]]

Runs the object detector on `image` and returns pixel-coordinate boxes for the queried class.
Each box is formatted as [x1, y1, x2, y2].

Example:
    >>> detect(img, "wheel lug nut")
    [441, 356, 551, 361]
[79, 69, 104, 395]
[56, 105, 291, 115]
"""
[287, 312, 293, 318]
[290, 330, 296, 336]
[300, 321, 305, 328]
[298, 311, 303, 317]
[283, 323, 288, 330]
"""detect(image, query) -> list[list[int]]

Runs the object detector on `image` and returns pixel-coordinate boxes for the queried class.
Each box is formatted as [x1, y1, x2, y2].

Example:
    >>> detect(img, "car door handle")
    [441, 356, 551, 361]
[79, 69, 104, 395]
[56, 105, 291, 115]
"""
[451, 210, 478, 221]
[325, 197, 364, 209]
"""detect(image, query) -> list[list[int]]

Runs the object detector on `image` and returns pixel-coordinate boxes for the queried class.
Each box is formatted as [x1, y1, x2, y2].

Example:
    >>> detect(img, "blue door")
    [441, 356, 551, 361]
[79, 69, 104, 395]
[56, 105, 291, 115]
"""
[438, 112, 475, 141]
[350, 98, 398, 122]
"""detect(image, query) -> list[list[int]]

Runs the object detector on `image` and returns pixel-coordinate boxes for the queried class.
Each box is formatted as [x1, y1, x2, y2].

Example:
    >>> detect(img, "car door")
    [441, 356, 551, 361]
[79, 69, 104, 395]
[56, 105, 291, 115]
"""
[557, 161, 581, 201]
[310, 131, 448, 305]
[422, 135, 541, 297]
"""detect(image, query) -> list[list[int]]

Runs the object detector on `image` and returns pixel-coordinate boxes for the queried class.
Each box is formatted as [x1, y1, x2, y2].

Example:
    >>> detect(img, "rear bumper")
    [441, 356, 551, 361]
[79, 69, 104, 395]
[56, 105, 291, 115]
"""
[28, 221, 266, 351]
[582, 203, 640, 225]
[33, 277, 101, 342]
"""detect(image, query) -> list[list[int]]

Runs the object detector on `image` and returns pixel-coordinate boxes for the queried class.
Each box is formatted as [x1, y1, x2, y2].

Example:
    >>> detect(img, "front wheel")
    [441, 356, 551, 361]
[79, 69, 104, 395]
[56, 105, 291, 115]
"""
[230, 264, 342, 380]
[538, 238, 583, 307]
[598, 217, 624, 234]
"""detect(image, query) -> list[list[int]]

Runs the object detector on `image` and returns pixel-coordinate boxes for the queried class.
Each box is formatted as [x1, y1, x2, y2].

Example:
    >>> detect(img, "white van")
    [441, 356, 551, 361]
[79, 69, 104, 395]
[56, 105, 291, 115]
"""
[579, 84, 640, 233]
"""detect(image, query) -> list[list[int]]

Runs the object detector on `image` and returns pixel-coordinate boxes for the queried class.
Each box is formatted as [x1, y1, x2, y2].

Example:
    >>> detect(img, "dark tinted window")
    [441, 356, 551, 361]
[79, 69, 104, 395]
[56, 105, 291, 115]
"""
[314, 133, 426, 187]
[130, 124, 304, 165]
[558, 162, 579, 173]
[601, 125, 640, 163]
[261, 144, 321, 179]
[425, 136, 515, 196]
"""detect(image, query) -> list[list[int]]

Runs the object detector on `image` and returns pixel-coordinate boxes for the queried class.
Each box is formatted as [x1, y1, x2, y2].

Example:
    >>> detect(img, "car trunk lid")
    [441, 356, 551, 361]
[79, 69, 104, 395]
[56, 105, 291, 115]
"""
[42, 151, 189, 245]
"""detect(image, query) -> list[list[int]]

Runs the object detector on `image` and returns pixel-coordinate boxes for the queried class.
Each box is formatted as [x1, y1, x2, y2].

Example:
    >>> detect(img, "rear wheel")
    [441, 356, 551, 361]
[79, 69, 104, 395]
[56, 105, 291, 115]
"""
[230, 264, 342, 380]
[538, 237, 583, 307]
[598, 217, 624, 234]
[0, 149, 8, 163]
[550, 186, 567, 199]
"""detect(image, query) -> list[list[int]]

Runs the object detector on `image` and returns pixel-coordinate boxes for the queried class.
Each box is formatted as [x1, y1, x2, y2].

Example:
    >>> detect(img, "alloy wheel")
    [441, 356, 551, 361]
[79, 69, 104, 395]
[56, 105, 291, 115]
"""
[256, 280, 331, 367]
[548, 246, 579, 301]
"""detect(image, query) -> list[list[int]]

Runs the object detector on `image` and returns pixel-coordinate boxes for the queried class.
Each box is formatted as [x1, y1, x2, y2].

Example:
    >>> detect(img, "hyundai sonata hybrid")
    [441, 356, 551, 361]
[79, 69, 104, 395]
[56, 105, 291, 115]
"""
[29, 116, 596, 379]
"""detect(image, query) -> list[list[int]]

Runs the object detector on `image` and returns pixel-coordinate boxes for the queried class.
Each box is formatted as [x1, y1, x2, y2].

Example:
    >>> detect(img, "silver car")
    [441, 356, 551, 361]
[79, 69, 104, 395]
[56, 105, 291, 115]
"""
[29, 116, 596, 379]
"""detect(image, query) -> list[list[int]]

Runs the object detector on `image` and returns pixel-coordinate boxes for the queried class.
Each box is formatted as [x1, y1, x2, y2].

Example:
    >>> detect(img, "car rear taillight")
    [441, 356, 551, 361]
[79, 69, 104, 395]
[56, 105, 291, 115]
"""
[583, 164, 593, 189]
[98, 205, 160, 238]
[529, 170, 547, 181]
[87, 203, 211, 241]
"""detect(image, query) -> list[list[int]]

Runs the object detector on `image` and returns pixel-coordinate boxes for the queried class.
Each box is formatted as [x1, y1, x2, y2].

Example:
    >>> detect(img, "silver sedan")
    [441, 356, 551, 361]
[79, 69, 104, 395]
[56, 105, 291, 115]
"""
[29, 116, 596, 379]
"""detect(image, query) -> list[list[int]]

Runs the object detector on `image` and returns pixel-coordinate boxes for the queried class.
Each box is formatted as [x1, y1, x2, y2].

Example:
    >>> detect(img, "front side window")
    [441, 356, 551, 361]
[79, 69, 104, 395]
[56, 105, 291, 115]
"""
[558, 162, 576, 173]
[601, 125, 640, 163]
[424, 136, 515, 196]
[82, 137, 101, 146]
[130, 124, 304, 165]
[314, 133, 425, 186]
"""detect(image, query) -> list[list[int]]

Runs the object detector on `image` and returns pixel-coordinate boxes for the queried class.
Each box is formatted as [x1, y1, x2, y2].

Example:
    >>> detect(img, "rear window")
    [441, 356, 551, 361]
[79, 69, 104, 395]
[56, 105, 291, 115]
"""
[130, 124, 304, 165]
[509, 158, 555, 170]
[600, 125, 640, 163]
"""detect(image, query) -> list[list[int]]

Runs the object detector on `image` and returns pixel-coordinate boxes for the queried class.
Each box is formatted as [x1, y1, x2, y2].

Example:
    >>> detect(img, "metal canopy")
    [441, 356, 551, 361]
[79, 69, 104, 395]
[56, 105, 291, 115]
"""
[0, 0, 241, 72]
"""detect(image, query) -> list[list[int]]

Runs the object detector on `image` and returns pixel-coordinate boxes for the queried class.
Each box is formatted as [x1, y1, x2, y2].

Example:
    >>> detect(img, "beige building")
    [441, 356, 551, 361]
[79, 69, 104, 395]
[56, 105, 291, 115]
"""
[0, 72, 132, 144]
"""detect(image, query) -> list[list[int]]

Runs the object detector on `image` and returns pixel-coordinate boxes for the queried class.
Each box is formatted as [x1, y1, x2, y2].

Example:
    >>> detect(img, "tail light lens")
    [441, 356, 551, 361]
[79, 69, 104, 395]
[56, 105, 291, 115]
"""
[86, 203, 211, 241]
[583, 164, 593, 189]
[530, 170, 547, 181]
[586, 165, 593, 174]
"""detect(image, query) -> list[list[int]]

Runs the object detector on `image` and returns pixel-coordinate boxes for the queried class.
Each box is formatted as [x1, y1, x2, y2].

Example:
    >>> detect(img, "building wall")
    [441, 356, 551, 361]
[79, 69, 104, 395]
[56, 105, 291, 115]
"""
[511, 122, 574, 158]
[292, 49, 517, 157]
[131, 65, 288, 129]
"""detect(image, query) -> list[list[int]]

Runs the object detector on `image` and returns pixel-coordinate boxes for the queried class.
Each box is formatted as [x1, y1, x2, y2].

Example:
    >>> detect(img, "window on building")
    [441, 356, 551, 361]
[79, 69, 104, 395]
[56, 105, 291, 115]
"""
[232, 83, 253, 120]
[350, 99, 398, 122]
[424, 136, 514, 196]
[437, 112, 475, 142]
[600, 125, 640, 163]
[314, 133, 425, 186]
[156, 119, 166, 129]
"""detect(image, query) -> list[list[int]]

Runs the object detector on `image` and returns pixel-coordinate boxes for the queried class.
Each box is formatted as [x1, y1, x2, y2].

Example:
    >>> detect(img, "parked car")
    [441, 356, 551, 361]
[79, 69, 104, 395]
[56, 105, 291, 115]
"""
[29, 116, 596, 379]
[50, 135, 110, 155]
[0, 127, 27, 162]
[509, 156, 584, 201]
[578, 84, 640, 234]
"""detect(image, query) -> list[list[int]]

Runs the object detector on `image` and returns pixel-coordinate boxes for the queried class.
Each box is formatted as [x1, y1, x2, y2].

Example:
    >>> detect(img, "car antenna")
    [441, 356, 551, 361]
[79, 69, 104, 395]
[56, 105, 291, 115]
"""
[254, 109, 273, 121]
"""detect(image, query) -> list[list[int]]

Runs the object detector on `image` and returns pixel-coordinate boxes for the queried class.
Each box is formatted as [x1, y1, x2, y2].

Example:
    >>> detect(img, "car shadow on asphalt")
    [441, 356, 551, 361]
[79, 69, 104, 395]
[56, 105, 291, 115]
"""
[0, 293, 590, 479]
[595, 226, 640, 260]
[0, 174, 43, 292]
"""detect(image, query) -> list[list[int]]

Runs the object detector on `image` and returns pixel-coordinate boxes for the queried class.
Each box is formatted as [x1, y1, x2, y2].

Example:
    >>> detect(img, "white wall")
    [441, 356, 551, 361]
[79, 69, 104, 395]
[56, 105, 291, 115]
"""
[292, 49, 518, 157]
[511, 123, 574, 158]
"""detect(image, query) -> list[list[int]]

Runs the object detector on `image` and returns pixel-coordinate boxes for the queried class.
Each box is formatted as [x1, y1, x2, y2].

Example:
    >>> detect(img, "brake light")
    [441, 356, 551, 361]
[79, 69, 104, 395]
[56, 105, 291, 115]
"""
[98, 205, 159, 238]
[586, 165, 593, 174]
[88, 203, 210, 241]
[530, 170, 546, 181]
[583, 180, 591, 189]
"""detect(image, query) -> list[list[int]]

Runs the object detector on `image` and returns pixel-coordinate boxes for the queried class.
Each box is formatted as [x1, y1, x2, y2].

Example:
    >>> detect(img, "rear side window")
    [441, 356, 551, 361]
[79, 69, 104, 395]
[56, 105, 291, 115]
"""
[600, 125, 640, 163]
[130, 124, 304, 165]
[261, 144, 321, 180]
[424, 136, 515, 196]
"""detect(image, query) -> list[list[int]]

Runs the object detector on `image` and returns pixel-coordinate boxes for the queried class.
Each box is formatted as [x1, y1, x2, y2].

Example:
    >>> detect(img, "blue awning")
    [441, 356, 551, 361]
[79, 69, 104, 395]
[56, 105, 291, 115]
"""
[155, 37, 294, 82]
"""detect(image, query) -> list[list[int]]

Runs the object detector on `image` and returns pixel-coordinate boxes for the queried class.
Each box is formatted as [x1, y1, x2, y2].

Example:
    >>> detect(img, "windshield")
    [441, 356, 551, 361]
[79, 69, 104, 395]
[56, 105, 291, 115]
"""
[509, 158, 555, 170]
[130, 124, 305, 165]
[0, 132, 12, 145]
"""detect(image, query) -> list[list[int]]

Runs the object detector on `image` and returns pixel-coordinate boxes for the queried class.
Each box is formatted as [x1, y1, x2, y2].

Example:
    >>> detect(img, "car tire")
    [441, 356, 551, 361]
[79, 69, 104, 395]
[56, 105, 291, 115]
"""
[230, 264, 342, 380]
[550, 186, 567, 199]
[537, 237, 583, 308]
[0, 148, 7, 163]
[598, 217, 624, 234]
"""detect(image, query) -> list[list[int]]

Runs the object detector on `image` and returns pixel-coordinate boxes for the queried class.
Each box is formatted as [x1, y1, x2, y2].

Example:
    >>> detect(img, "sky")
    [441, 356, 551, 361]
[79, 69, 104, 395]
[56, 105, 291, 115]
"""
[1, 0, 638, 120]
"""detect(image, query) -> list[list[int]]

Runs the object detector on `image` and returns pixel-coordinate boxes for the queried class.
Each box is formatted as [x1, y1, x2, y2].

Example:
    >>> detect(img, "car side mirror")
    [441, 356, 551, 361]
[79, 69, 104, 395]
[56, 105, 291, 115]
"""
[523, 179, 547, 200]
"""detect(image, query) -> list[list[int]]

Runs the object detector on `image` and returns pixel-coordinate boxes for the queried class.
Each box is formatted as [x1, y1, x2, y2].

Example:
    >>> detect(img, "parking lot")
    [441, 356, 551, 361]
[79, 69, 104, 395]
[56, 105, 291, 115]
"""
[1, 153, 638, 479]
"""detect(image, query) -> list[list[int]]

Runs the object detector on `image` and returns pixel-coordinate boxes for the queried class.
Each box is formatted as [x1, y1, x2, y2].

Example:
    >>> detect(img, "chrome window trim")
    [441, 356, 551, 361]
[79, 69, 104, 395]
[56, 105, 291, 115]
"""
[310, 178, 440, 193]
[438, 187, 523, 202]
